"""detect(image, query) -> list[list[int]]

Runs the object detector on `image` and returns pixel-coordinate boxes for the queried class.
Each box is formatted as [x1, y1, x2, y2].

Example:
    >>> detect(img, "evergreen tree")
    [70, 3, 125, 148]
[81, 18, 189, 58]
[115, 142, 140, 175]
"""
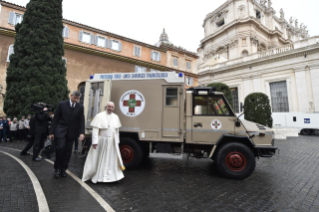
[207, 82, 234, 109]
[4, 0, 69, 118]
[244, 93, 273, 128]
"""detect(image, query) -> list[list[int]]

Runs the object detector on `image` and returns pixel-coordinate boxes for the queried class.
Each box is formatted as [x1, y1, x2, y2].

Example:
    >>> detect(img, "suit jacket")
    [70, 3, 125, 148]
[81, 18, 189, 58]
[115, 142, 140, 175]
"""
[50, 100, 85, 140]
[34, 111, 50, 134]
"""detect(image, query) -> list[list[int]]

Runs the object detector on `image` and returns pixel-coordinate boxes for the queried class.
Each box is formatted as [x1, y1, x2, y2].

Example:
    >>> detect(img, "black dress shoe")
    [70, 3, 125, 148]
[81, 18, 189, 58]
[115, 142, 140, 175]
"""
[32, 157, 42, 162]
[20, 152, 30, 155]
[61, 169, 67, 177]
[54, 169, 61, 178]
[74, 149, 78, 154]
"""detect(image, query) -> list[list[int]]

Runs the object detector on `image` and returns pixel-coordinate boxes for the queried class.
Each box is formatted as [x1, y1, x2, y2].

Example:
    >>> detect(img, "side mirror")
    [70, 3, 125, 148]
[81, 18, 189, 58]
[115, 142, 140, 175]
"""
[235, 120, 241, 127]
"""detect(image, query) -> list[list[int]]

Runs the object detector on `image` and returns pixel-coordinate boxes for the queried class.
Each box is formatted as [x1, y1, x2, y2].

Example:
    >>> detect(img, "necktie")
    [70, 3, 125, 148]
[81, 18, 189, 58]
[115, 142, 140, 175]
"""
[72, 103, 75, 108]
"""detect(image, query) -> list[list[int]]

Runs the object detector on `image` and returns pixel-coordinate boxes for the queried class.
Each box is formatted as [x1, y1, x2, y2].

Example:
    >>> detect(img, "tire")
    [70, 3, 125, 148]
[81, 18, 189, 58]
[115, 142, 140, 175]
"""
[314, 130, 319, 135]
[120, 137, 143, 170]
[302, 129, 310, 135]
[216, 142, 255, 180]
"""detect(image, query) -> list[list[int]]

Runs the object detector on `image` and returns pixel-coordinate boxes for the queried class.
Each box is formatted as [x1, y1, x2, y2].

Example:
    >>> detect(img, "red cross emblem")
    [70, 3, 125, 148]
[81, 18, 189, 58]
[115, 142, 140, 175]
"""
[123, 94, 141, 113]
[212, 120, 221, 129]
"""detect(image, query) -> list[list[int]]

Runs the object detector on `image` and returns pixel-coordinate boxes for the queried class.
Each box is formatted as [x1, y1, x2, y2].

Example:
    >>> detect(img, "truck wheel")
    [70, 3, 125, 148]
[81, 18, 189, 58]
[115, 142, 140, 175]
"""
[216, 142, 255, 180]
[120, 137, 143, 170]
[314, 130, 319, 135]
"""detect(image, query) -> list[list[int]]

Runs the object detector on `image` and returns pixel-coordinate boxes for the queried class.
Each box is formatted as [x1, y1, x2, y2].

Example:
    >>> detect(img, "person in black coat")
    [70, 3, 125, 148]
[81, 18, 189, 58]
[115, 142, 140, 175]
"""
[20, 115, 36, 155]
[32, 107, 50, 161]
[49, 91, 85, 178]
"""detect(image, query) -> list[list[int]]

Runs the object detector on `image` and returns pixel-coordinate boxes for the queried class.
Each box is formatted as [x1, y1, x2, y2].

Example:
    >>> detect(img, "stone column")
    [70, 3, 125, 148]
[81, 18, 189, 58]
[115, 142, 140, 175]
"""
[309, 64, 319, 112]
[253, 76, 261, 92]
[294, 67, 309, 112]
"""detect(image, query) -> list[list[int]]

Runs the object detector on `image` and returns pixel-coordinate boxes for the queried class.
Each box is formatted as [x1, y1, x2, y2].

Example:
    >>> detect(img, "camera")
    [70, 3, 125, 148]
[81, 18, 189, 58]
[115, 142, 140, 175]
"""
[30, 102, 55, 112]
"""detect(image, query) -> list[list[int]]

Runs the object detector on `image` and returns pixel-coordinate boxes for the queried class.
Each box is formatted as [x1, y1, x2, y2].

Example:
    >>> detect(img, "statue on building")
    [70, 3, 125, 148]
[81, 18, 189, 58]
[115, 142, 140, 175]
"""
[300, 23, 304, 30]
[289, 17, 294, 26]
[295, 19, 298, 28]
[268, 0, 272, 8]
[260, 0, 266, 7]
[280, 8, 284, 19]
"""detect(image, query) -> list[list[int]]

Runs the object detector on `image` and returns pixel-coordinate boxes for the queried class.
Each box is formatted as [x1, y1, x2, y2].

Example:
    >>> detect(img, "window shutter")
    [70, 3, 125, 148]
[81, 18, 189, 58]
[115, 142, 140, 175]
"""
[190, 78, 193, 86]
[134, 46, 137, 56]
[158, 53, 161, 61]
[151, 51, 154, 60]
[65, 26, 69, 38]
[90, 34, 94, 44]
[8, 12, 15, 25]
[95, 35, 99, 46]
[119, 41, 122, 51]
[104, 38, 108, 48]
[138, 47, 141, 57]
[109, 39, 113, 49]
[79, 30, 83, 42]
[21, 15, 23, 23]
[135, 66, 138, 73]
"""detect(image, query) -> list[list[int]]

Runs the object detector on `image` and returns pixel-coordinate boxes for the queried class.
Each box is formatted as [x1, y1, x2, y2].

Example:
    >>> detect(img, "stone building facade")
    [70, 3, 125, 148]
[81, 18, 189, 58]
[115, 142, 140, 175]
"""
[0, 1, 198, 116]
[198, 0, 319, 124]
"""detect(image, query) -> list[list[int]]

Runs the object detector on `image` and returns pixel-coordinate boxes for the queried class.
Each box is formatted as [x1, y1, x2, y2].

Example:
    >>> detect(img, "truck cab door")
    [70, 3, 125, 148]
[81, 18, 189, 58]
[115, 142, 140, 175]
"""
[83, 80, 112, 134]
[191, 94, 235, 144]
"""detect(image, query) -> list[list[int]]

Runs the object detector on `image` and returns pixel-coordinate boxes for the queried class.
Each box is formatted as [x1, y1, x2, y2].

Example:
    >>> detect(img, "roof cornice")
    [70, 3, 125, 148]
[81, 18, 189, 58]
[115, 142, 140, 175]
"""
[0, 0, 26, 11]
[160, 44, 198, 58]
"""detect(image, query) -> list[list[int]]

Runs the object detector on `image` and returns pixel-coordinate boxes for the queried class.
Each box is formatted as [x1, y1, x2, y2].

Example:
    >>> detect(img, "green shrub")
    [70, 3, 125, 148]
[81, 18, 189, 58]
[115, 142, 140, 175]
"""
[207, 82, 234, 109]
[244, 93, 273, 128]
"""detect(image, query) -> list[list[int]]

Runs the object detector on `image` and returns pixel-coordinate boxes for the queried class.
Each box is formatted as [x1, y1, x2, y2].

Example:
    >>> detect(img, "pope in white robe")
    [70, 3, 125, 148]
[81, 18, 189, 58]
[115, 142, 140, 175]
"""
[82, 102, 125, 183]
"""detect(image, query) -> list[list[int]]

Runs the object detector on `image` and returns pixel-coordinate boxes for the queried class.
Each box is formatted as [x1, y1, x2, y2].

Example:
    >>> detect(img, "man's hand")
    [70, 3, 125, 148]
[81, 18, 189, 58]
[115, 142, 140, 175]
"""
[79, 134, 85, 141]
[43, 107, 48, 111]
[92, 144, 98, 149]
[49, 134, 54, 140]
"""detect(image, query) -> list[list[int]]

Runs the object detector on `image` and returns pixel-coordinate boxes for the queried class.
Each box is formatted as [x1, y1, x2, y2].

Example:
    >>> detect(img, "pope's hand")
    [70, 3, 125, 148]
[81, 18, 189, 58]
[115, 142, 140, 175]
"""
[49, 134, 54, 140]
[79, 134, 85, 141]
[92, 144, 98, 149]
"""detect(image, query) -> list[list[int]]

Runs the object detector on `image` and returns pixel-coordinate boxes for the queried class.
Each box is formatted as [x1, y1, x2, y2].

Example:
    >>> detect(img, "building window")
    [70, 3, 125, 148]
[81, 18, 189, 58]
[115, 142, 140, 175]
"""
[270, 81, 289, 112]
[95, 35, 108, 48]
[242, 38, 246, 46]
[110, 39, 122, 51]
[256, 10, 261, 19]
[216, 19, 225, 28]
[242, 50, 248, 57]
[62, 26, 69, 38]
[151, 51, 161, 62]
[173, 58, 178, 67]
[135, 66, 146, 73]
[186, 61, 191, 70]
[231, 88, 239, 113]
[185, 77, 193, 86]
[79, 31, 94, 44]
[8, 12, 23, 25]
[134, 46, 141, 57]
[7, 45, 14, 62]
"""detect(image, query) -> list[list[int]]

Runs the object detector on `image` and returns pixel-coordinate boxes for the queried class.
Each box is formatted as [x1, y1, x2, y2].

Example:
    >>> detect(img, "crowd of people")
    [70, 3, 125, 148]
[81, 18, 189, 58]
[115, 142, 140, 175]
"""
[0, 115, 31, 142]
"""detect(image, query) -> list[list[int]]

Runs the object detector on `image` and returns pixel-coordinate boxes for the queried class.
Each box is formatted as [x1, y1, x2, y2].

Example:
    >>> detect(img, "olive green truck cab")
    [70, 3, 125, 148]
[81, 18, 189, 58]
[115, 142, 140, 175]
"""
[83, 72, 277, 180]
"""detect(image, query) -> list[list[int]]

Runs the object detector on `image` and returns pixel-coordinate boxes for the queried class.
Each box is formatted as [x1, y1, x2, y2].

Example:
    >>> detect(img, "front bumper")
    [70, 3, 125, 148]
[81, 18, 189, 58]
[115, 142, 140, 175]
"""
[255, 144, 278, 157]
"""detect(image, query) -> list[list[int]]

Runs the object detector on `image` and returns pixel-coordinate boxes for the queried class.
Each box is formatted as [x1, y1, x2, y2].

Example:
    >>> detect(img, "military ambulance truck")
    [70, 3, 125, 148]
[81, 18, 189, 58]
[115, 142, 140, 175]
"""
[83, 72, 277, 180]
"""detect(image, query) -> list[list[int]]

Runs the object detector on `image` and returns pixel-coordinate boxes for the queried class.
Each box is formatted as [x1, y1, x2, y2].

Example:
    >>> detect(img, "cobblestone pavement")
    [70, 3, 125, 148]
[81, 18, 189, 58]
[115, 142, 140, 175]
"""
[1, 136, 319, 212]
[0, 152, 38, 212]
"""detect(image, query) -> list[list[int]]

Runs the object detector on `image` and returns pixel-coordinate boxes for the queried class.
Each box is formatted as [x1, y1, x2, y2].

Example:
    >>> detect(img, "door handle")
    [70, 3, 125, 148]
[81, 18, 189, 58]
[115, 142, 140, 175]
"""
[194, 123, 202, 127]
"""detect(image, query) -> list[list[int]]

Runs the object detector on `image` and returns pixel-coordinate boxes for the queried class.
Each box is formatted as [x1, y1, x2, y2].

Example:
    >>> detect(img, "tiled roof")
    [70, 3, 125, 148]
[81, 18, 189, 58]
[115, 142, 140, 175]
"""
[160, 43, 198, 58]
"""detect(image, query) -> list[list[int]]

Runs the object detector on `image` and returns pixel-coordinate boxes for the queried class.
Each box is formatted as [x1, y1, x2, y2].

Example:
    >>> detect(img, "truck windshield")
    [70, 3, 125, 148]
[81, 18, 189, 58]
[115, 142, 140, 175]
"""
[193, 95, 234, 116]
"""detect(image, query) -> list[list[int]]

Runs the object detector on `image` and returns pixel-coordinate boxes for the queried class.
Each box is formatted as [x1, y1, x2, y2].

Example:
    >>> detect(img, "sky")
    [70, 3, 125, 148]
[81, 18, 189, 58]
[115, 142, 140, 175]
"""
[1, 0, 318, 52]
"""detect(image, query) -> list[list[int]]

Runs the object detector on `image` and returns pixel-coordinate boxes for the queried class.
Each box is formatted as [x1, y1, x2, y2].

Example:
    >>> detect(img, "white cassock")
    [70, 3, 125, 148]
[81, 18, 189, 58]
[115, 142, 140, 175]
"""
[82, 111, 124, 183]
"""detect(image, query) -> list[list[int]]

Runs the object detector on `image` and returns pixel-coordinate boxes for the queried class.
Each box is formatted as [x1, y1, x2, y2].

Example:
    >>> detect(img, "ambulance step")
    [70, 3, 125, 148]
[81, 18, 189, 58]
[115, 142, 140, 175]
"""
[149, 153, 184, 159]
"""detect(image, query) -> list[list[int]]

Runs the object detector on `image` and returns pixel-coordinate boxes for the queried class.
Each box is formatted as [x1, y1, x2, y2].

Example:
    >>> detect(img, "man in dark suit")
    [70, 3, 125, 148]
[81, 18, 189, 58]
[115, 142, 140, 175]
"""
[49, 91, 85, 178]
[32, 108, 50, 161]
[2, 116, 9, 142]
[20, 115, 36, 155]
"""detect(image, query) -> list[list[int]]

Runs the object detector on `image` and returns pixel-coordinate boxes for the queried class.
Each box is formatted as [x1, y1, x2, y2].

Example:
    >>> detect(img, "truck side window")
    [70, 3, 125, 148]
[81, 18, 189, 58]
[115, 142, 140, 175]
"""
[193, 95, 233, 116]
[166, 88, 178, 106]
